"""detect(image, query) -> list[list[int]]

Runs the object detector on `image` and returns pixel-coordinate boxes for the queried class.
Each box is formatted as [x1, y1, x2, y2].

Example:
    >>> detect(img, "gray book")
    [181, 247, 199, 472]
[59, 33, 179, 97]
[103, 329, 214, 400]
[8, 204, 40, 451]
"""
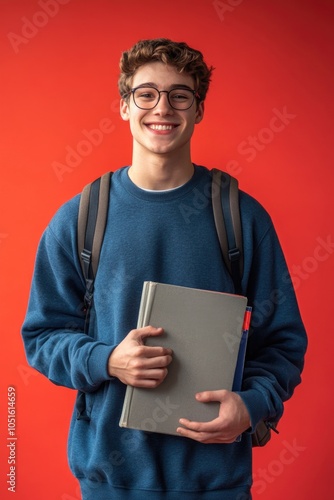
[119, 281, 248, 436]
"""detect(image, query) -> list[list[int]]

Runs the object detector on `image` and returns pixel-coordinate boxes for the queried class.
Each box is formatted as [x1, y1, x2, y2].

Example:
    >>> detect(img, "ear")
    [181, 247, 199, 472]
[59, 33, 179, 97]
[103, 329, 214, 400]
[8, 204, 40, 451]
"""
[120, 98, 130, 121]
[195, 101, 204, 124]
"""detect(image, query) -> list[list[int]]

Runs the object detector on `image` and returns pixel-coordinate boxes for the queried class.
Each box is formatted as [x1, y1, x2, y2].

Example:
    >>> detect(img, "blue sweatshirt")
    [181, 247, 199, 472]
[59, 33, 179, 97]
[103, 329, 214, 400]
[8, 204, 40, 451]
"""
[22, 166, 307, 499]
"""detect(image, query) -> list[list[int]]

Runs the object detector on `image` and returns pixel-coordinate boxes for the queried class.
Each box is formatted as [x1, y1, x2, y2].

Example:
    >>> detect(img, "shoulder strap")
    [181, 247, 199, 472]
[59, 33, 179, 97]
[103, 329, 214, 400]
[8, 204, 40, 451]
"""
[77, 171, 112, 309]
[211, 168, 243, 294]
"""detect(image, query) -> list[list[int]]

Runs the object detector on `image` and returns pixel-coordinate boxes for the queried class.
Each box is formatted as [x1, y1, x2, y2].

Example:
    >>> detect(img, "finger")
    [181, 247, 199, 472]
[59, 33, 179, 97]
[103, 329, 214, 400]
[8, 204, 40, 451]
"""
[131, 327, 172, 353]
[176, 426, 206, 441]
[176, 426, 233, 443]
[133, 377, 167, 388]
[195, 390, 228, 403]
[130, 354, 171, 373]
[138, 367, 168, 379]
[131, 368, 169, 387]
[137, 345, 173, 357]
[178, 417, 222, 433]
[139, 354, 173, 368]
[131, 326, 164, 342]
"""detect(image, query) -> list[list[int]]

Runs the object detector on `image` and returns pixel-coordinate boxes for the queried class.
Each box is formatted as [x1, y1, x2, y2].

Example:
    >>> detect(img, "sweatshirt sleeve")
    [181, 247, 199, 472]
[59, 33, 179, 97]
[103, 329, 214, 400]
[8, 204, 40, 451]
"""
[21, 200, 115, 393]
[237, 209, 308, 431]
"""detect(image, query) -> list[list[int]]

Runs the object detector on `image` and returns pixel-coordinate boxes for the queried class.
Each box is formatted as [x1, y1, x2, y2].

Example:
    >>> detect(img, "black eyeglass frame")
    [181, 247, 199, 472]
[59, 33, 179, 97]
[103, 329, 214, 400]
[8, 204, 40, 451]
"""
[125, 86, 201, 111]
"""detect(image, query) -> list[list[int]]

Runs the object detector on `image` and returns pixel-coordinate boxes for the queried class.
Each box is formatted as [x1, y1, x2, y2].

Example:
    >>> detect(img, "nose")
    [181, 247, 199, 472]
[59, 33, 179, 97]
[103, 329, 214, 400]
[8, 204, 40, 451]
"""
[154, 91, 174, 114]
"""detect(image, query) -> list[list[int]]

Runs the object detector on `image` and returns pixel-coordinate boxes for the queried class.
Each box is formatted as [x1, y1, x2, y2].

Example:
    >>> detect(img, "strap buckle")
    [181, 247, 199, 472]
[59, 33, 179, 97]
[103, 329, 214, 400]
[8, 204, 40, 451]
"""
[228, 247, 241, 262]
[81, 249, 92, 265]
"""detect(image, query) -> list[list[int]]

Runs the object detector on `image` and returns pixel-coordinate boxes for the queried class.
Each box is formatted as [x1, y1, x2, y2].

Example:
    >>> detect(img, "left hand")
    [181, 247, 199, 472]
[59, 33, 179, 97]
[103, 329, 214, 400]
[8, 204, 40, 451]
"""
[176, 389, 251, 443]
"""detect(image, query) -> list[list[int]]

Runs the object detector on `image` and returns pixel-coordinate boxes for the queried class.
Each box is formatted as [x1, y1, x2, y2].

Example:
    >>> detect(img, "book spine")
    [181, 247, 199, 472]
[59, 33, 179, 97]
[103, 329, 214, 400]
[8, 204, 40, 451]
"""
[140, 281, 157, 327]
[232, 306, 252, 392]
[119, 385, 134, 427]
[233, 306, 252, 443]
[119, 282, 157, 428]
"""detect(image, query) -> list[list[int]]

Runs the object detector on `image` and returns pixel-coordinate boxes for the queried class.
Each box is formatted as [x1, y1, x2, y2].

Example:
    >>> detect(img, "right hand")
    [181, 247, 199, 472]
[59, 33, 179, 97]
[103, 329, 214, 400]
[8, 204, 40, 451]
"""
[108, 326, 173, 388]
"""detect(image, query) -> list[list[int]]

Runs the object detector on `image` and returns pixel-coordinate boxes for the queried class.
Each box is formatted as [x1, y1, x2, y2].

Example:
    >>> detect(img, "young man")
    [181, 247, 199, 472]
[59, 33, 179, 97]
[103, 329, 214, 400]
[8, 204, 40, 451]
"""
[22, 38, 307, 499]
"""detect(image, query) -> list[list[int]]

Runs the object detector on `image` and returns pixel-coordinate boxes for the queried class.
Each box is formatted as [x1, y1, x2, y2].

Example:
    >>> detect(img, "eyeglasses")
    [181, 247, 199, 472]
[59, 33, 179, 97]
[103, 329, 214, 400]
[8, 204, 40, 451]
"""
[127, 86, 200, 110]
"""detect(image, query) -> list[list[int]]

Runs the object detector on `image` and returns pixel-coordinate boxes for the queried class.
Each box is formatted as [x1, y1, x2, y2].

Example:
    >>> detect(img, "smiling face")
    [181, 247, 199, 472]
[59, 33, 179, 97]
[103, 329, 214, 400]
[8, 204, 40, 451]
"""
[120, 62, 204, 162]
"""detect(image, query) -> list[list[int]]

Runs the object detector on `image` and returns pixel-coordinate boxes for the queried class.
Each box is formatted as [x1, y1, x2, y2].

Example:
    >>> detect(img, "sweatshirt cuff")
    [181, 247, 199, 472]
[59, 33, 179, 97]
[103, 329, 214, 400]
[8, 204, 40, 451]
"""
[236, 389, 269, 433]
[87, 343, 115, 387]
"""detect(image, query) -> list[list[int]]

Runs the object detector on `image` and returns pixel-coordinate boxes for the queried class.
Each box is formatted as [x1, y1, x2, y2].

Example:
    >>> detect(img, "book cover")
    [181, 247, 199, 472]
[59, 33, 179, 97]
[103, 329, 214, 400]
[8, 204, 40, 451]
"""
[119, 281, 248, 436]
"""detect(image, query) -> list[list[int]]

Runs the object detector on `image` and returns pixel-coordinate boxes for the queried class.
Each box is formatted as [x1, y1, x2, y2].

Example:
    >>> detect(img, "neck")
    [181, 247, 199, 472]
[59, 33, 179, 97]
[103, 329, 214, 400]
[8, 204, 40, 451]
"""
[129, 149, 194, 190]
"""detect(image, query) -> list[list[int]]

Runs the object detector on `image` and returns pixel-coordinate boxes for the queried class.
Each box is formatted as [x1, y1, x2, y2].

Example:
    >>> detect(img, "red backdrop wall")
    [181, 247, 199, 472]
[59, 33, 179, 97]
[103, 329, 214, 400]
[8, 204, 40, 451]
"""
[1, 1, 333, 498]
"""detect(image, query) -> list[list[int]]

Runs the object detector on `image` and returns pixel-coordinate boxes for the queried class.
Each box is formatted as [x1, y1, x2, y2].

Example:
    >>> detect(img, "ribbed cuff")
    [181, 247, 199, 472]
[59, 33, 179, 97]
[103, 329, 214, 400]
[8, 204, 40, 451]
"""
[236, 389, 269, 432]
[87, 343, 115, 387]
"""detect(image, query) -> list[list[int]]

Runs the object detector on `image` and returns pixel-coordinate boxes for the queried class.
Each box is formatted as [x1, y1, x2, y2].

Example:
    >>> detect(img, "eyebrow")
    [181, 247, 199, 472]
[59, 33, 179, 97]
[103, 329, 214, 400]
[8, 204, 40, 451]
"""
[134, 82, 194, 91]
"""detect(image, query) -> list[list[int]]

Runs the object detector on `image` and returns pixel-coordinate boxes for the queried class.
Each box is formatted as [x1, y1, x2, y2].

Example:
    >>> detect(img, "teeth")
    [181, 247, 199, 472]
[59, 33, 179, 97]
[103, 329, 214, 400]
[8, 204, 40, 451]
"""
[149, 124, 174, 131]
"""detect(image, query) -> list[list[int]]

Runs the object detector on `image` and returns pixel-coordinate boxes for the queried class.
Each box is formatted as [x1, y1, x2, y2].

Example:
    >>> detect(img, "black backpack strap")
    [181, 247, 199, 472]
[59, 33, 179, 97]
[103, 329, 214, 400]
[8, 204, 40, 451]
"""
[75, 171, 111, 421]
[212, 168, 280, 445]
[211, 168, 243, 294]
[77, 171, 112, 312]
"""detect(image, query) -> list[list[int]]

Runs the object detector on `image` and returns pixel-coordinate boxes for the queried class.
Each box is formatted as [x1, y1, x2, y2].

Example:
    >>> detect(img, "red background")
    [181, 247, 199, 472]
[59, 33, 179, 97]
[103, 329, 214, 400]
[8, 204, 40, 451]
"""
[1, 0, 333, 498]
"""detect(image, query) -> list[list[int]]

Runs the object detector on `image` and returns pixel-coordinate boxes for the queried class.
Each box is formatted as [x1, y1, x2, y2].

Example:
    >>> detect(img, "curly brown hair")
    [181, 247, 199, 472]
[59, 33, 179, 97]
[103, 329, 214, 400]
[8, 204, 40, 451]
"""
[118, 38, 214, 103]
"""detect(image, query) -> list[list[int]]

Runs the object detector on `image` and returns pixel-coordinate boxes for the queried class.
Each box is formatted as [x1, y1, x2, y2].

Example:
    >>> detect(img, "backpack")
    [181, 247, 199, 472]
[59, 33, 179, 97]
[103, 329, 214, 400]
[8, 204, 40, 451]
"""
[77, 168, 278, 446]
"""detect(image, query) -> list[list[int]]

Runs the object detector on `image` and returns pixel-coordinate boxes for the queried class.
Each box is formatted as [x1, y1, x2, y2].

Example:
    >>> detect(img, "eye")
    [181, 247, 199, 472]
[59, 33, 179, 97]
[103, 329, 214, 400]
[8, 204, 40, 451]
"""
[170, 90, 192, 102]
[139, 92, 155, 99]
[134, 88, 158, 100]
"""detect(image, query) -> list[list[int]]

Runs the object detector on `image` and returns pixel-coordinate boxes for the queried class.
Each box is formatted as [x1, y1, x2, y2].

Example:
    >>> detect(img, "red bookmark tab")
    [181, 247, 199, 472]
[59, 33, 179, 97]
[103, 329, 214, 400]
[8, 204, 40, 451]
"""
[242, 307, 252, 332]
